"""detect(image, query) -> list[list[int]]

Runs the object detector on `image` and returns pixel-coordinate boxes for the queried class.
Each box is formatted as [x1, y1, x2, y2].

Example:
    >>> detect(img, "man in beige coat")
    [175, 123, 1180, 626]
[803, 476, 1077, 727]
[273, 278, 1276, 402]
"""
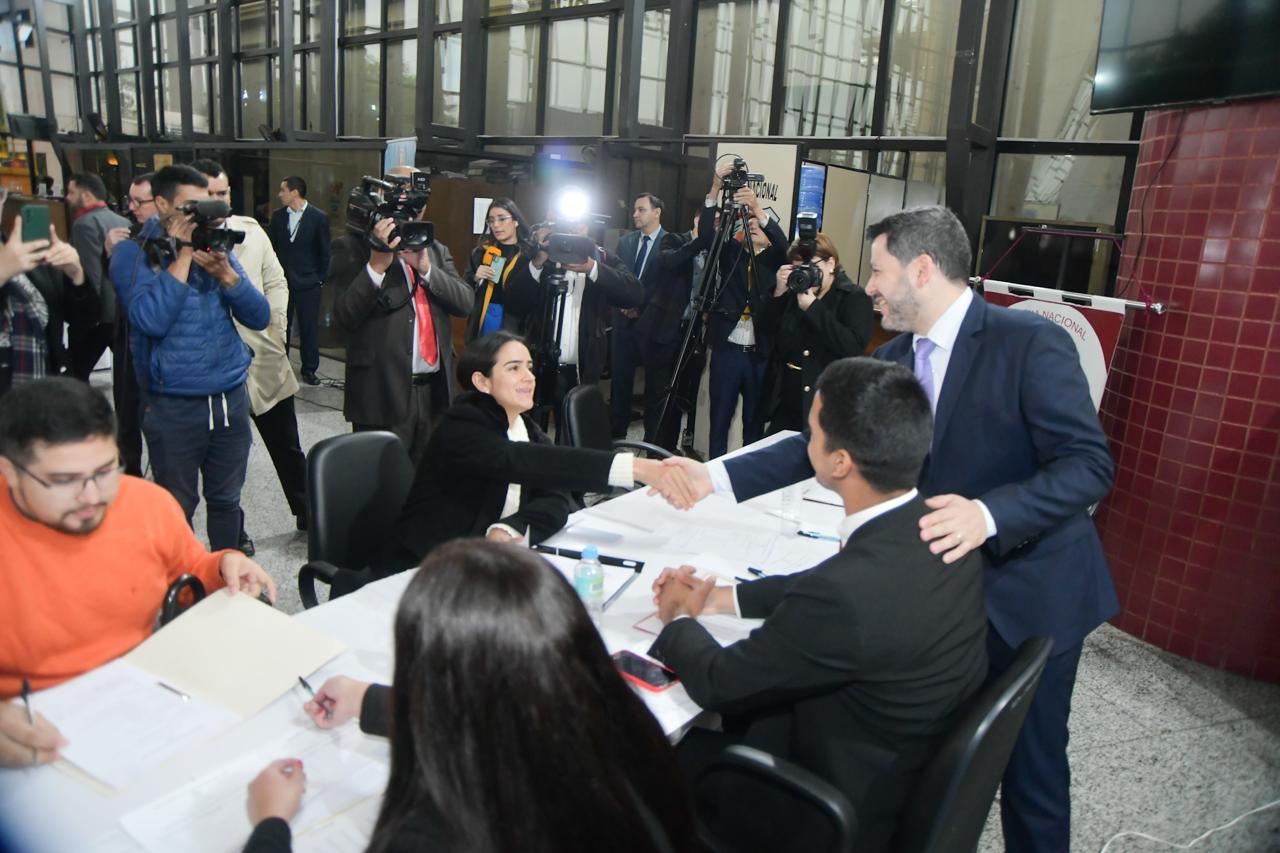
[193, 159, 309, 553]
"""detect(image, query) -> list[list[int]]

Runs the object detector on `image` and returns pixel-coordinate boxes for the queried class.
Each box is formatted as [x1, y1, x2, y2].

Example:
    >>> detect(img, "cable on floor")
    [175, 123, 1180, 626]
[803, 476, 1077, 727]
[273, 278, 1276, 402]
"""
[1099, 798, 1280, 852]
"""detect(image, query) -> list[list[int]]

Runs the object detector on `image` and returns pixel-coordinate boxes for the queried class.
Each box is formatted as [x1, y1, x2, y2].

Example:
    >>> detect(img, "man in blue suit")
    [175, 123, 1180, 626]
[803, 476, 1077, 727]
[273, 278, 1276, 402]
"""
[611, 193, 666, 437]
[268, 176, 331, 385]
[651, 206, 1117, 853]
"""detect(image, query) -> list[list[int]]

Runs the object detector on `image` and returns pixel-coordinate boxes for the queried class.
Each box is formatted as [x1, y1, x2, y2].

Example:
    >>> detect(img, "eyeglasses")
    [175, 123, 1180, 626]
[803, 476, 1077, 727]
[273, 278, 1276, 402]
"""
[128, 196, 154, 207]
[487, 215, 514, 226]
[10, 459, 124, 497]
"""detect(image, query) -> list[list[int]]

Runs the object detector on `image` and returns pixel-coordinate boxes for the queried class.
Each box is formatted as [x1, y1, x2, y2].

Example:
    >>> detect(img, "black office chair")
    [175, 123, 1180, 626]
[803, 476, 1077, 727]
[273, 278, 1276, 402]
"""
[893, 636, 1054, 853]
[560, 383, 671, 504]
[297, 431, 414, 609]
[159, 574, 206, 626]
[695, 744, 856, 853]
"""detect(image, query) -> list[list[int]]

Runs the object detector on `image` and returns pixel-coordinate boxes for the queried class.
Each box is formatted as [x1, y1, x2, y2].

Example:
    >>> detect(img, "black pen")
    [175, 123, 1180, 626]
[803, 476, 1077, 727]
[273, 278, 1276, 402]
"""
[798, 529, 840, 542]
[298, 676, 334, 721]
[747, 567, 769, 578]
[20, 678, 33, 726]
[533, 544, 644, 572]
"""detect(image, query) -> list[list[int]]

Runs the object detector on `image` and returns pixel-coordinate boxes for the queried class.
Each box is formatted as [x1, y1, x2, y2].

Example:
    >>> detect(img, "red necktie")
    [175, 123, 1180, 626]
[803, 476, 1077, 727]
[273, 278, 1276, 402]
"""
[407, 262, 438, 367]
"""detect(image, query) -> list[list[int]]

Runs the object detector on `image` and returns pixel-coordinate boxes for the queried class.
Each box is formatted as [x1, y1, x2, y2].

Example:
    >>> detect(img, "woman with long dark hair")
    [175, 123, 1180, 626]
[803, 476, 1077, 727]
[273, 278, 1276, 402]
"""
[465, 198, 531, 341]
[241, 539, 696, 852]
[756, 233, 875, 434]
[373, 330, 691, 571]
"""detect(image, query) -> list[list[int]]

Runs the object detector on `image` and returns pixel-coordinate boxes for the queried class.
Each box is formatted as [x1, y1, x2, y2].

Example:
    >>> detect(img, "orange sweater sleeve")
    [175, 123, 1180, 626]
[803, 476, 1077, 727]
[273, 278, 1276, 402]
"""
[151, 484, 230, 595]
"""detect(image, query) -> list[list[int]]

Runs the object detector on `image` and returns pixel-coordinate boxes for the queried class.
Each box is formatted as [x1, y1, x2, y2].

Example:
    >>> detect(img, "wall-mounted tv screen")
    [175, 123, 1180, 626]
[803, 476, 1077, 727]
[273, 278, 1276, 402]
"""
[795, 161, 827, 235]
[1091, 0, 1280, 114]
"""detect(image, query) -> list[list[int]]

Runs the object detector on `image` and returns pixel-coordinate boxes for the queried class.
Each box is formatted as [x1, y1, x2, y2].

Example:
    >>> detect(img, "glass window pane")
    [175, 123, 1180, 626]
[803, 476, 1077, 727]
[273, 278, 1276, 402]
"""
[905, 151, 946, 206]
[237, 1, 268, 51]
[191, 64, 211, 133]
[209, 63, 220, 134]
[1002, 0, 1132, 140]
[342, 44, 381, 136]
[240, 57, 271, 136]
[437, 0, 464, 24]
[161, 65, 182, 134]
[52, 74, 79, 133]
[117, 26, 137, 68]
[23, 69, 45, 116]
[0, 23, 15, 62]
[343, 0, 381, 36]
[640, 9, 670, 126]
[154, 0, 177, 13]
[49, 31, 76, 73]
[115, 0, 135, 24]
[807, 149, 869, 170]
[0, 66, 20, 115]
[386, 39, 417, 137]
[485, 25, 539, 135]
[782, 0, 883, 137]
[293, 49, 320, 132]
[434, 32, 462, 127]
[298, 0, 322, 42]
[690, 0, 779, 136]
[190, 13, 210, 59]
[387, 0, 418, 31]
[120, 71, 141, 134]
[46, 3, 72, 30]
[547, 17, 608, 135]
[884, 0, 959, 136]
[22, 37, 41, 69]
[489, 1, 542, 12]
[157, 17, 179, 62]
[990, 153, 1126, 225]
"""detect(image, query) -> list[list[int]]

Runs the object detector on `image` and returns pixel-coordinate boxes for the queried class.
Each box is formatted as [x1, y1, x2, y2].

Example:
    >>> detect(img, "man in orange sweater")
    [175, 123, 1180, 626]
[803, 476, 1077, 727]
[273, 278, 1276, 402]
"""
[0, 377, 276, 768]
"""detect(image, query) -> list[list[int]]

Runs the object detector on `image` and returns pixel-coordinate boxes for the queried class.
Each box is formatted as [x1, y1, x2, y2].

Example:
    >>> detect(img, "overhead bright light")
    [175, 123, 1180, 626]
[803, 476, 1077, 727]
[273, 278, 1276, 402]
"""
[555, 188, 589, 221]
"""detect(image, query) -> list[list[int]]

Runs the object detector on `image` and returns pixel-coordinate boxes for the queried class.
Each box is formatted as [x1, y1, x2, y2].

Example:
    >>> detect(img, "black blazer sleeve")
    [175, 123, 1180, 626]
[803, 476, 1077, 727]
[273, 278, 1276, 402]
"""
[498, 484, 572, 544]
[593, 252, 644, 309]
[242, 818, 292, 853]
[313, 210, 331, 284]
[649, 568, 864, 717]
[359, 684, 392, 737]
[501, 258, 542, 318]
[425, 241, 474, 317]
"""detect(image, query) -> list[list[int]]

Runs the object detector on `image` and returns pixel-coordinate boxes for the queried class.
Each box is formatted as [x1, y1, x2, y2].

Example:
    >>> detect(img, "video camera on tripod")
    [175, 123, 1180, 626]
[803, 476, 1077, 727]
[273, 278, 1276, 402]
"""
[345, 172, 434, 252]
[786, 212, 823, 293]
[722, 157, 764, 193]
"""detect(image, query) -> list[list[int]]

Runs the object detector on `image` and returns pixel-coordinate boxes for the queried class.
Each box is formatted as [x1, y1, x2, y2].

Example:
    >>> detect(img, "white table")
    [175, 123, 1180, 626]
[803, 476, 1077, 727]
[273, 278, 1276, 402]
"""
[0, 433, 842, 853]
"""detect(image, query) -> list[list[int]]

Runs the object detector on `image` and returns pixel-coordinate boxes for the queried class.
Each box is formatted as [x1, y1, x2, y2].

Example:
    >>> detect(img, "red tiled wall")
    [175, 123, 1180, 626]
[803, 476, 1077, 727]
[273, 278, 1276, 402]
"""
[1095, 98, 1280, 683]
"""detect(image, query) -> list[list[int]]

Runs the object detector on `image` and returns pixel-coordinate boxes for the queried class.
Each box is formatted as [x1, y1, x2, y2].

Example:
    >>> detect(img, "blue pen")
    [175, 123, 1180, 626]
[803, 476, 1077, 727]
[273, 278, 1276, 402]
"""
[797, 530, 840, 542]
[747, 567, 768, 578]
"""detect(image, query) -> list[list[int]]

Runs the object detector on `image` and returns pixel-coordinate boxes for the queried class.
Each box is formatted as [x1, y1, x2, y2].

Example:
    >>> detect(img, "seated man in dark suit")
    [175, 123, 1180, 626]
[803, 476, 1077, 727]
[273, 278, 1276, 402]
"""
[649, 357, 988, 853]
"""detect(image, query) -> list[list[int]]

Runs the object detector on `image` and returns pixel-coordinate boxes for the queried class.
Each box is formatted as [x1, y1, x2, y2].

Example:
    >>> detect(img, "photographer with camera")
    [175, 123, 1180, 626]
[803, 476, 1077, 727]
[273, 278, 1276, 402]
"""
[192, 158, 310, 549]
[107, 164, 269, 553]
[698, 162, 789, 459]
[330, 166, 473, 465]
[504, 206, 642, 432]
[756, 222, 875, 435]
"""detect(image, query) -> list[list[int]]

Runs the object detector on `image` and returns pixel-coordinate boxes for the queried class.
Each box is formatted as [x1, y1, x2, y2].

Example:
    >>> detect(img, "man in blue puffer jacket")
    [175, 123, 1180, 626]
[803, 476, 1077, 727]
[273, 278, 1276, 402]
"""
[108, 164, 270, 553]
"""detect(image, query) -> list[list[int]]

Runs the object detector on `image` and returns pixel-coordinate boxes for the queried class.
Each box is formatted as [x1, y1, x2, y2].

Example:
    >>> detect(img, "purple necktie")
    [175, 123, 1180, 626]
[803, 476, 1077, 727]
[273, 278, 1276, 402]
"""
[914, 337, 937, 410]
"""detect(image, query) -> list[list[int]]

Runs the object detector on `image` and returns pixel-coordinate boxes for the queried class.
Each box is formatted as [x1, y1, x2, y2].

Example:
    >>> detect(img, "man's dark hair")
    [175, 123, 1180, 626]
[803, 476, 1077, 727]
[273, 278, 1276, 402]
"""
[814, 357, 932, 493]
[189, 158, 227, 180]
[151, 165, 208, 203]
[69, 172, 108, 202]
[0, 378, 116, 466]
[131, 172, 154, 189]
[635, 192, 664, 212]
[866, 206, 972, 283]
[282, 176, 307, 198]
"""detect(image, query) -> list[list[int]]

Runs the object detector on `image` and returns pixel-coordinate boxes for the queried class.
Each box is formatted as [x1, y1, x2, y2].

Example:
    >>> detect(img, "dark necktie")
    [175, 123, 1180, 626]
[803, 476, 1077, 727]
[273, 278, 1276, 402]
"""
[634, 234, 650, 276]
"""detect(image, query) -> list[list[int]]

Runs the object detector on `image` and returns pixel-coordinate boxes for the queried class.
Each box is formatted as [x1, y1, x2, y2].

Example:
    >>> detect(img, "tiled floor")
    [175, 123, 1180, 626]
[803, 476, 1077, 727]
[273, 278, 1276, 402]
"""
[101, 354, 1280, 852]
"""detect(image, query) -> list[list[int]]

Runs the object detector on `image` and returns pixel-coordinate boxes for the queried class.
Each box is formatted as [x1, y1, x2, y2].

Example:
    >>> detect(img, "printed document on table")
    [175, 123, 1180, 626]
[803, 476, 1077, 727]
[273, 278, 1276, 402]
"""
[120, 724, 389, 853]
[125, 591, 347, 717]
[31, 658, 239, 790]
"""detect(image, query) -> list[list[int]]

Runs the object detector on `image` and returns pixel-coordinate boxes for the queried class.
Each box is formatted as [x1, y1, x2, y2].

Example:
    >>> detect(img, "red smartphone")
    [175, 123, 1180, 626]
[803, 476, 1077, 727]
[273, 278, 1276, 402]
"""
[613, 650, 678, 693]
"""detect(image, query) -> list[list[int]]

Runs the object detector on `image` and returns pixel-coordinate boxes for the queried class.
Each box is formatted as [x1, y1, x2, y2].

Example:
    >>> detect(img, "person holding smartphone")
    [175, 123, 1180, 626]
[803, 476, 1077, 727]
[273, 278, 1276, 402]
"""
[240, 539, 696, 853]
[464, 198, 530, 341]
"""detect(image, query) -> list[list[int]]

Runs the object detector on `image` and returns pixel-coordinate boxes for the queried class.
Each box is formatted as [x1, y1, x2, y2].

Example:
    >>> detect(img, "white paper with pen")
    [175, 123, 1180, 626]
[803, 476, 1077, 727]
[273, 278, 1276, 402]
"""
[119, 724, 388, 853]
[29, 658, 238, 790]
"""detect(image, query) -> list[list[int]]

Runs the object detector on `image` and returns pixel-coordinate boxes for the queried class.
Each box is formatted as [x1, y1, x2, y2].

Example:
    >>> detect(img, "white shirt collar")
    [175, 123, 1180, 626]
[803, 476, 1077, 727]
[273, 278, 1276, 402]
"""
[837, 488, 918, 547]
[913, 286, 973, 353]
[507, 414, 529, 442]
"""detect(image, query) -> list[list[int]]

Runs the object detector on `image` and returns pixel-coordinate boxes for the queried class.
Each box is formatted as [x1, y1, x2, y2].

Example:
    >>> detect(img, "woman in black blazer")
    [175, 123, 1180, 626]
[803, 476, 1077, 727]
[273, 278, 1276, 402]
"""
[756, 233, 875, 434]
[241, 540, 696, 853]
[375, 331, 689, 572]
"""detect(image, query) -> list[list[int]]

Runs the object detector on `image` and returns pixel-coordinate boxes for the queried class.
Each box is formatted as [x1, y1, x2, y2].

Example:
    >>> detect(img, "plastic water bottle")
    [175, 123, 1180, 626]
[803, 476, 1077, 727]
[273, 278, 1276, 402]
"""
[575, 546, 604, 620]
[779, 484, 801, 535]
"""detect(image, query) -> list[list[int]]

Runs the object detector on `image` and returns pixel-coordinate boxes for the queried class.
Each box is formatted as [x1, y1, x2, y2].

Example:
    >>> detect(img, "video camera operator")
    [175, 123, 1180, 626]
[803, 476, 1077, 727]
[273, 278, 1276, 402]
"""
[698, 161, 789, 459]
[756, 220, 875, 435]
[329, 166, 473, 465]
[503, 192, 642, 434]
[107, 164, 269, 553]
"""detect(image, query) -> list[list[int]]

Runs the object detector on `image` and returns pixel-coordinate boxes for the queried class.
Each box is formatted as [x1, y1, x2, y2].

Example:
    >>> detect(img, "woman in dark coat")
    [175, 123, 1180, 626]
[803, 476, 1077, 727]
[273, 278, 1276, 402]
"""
[756, 233, 875, 434]
[376, 331, 688, 572]
[464, 198, 531, 341]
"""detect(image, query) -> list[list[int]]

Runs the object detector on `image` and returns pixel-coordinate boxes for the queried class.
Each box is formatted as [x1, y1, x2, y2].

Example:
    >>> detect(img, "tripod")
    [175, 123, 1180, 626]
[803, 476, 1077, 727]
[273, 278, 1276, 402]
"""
[651, 185, 758, 450]
[529, 260, 571, 425]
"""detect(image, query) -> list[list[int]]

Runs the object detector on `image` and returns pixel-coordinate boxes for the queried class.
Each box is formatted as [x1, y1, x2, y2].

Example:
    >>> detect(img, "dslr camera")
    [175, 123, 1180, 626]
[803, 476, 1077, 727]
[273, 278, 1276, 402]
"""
[722, 157, 764, 192]
[176, 199, 245, 253]
[346, 172, 434, 252]
[786, 212, 823, 294]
